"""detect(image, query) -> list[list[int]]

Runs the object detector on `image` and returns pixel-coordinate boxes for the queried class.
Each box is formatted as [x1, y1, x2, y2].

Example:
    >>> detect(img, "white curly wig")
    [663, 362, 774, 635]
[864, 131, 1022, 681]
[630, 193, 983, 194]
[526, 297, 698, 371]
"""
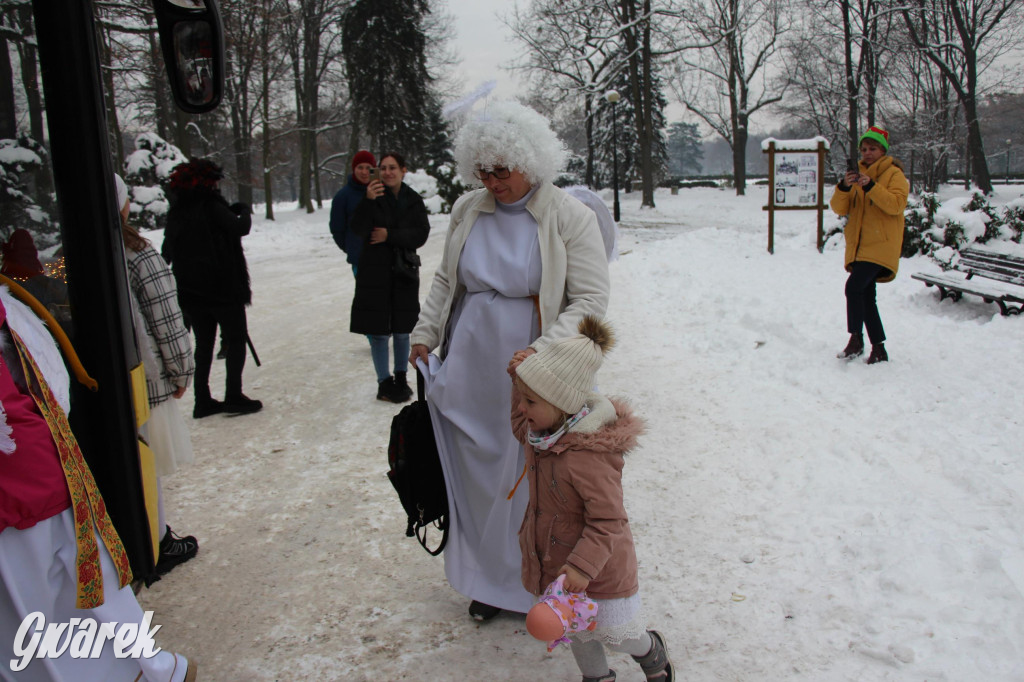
[455, 101, 567, 187]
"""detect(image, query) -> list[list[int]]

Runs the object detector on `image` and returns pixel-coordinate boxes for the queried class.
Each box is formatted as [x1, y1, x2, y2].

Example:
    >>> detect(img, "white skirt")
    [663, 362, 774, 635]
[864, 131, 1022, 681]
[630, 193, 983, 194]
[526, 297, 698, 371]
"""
[141, 399, 193, 478]
[0, 509, 191, 681]
[569, 592, 648, 646]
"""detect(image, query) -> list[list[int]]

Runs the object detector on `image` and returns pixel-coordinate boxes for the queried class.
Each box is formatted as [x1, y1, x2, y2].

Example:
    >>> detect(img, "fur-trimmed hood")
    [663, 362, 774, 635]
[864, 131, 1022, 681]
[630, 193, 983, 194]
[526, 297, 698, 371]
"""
[544, 393, 645, 457]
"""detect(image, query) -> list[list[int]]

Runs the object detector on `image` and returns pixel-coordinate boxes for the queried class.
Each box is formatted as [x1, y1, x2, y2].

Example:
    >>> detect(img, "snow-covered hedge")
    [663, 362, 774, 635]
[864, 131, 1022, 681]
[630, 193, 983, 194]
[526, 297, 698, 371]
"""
[903, 191, 1023, 258]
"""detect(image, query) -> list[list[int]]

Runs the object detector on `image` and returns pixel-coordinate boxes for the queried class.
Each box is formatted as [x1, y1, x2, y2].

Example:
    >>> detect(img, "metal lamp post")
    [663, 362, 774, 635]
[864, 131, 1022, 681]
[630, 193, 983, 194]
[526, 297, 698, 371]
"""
[605, 90, 621, 222]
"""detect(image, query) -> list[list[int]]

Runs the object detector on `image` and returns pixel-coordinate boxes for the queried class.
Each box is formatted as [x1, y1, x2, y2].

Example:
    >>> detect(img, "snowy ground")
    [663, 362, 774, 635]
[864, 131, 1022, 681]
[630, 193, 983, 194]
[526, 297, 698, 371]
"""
[138, 185, 1024, 681]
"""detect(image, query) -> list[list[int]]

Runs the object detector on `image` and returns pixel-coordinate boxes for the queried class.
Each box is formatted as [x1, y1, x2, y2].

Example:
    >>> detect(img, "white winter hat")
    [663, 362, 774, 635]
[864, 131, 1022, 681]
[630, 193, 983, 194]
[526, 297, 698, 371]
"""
[114, 174, 129, 212]
[516, 316, 615, 414]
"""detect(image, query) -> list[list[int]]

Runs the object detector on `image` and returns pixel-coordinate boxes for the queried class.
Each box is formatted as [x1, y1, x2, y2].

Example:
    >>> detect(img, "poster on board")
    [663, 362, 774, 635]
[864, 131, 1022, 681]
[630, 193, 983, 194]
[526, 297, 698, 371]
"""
[772, 152, 819, 206]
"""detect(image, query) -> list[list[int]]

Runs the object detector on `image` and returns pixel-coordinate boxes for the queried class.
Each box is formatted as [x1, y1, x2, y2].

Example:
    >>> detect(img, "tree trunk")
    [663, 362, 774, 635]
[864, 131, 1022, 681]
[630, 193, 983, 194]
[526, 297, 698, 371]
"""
[147, 22, 170, 144]
[96, 22, 124, 165]
[584, 96, 594, 187]
[0, 38, 17, 139]
[733, 116, 748, 196]
[962, 95, 991, 194]
[841, 0, 859, 158]
[312, 97, 322, 209]
[16, 7, 44, 144]
[638, 0, 655, 207]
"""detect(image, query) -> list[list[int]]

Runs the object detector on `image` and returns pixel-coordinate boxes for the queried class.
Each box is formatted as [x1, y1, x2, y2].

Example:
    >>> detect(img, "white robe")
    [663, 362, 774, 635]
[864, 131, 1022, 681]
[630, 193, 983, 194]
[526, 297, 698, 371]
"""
[422, 190, 541, 613]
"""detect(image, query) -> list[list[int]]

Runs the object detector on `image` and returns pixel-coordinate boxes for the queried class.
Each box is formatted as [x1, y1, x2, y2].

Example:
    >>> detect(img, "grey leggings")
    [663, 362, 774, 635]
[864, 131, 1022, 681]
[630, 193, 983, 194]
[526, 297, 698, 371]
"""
[570, 632, 653, 678]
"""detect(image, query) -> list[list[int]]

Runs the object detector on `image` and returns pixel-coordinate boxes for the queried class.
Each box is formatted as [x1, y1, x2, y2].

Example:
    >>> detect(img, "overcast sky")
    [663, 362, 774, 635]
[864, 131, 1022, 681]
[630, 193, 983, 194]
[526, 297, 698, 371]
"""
[440, 0, 525, 102]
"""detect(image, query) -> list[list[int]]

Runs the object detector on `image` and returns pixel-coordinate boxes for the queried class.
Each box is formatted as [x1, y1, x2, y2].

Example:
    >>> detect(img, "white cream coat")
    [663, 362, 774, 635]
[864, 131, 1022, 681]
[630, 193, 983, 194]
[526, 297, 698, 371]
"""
[410, 183, 611, 356]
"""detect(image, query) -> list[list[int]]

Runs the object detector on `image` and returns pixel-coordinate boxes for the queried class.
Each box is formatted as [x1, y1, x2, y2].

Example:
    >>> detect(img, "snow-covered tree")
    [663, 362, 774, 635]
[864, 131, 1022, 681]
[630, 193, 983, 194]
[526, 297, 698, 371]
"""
[122, 132, 188, 230]
[0, 136, 55, 244]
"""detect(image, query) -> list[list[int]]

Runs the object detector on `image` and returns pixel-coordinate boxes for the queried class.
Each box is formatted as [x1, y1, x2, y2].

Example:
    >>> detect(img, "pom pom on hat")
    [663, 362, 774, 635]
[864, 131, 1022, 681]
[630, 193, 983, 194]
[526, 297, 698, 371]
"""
[859, 126, 890, 151]
[351, 150, 376, 172]
[516, 315, 615, 414]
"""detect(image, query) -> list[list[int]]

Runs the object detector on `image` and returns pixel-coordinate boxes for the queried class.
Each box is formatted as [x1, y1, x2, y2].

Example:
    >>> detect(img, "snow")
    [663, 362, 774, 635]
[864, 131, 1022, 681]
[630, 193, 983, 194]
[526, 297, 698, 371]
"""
[761, 136, 831, 152]
[138, 184, 1024, 681]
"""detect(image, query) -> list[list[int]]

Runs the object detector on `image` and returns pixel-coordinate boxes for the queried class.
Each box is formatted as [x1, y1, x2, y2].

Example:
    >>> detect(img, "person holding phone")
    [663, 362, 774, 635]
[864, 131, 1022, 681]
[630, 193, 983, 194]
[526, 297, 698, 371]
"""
[349, 153, 430, 402]
[330, 149, 377, 277]
[830, 126, 908, 364]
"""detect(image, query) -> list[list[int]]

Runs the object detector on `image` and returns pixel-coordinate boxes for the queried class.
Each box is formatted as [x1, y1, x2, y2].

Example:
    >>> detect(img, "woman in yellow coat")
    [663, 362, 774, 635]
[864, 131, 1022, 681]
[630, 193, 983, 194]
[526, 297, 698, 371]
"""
[829, 126, 908, 364]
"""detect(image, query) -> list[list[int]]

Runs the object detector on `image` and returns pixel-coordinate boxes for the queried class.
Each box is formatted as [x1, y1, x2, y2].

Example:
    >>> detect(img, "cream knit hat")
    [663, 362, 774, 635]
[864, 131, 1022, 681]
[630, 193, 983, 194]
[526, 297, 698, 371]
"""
[516, 315, 615, 414]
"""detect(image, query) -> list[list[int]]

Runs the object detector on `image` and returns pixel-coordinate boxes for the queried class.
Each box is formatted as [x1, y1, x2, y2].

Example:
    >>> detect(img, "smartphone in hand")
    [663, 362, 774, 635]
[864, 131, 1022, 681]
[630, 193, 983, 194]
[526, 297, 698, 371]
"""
[368, 167, 381, 183]
[846, 158, 858, 173]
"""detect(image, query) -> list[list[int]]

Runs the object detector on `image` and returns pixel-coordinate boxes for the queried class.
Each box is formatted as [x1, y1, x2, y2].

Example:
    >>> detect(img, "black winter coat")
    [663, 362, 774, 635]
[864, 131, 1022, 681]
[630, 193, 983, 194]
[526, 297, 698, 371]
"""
[162, 189, 252, 309]
[349, 183, 429, 335]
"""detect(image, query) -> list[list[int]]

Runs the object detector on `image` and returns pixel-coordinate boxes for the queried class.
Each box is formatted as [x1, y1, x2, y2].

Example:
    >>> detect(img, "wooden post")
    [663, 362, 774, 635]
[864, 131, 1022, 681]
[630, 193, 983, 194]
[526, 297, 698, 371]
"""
[816, 140, 826, 253]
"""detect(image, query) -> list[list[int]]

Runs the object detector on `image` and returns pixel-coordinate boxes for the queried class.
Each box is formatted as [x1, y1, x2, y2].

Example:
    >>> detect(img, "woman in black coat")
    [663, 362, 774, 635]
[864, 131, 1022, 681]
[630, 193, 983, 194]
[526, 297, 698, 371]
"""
[162, 158, 261, 418]
[350, 152, 430, 402]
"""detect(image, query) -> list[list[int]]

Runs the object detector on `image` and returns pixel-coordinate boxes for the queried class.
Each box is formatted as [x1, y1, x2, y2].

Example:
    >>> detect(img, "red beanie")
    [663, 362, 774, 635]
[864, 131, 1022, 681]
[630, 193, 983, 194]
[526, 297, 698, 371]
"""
[351, 150, 376, 172]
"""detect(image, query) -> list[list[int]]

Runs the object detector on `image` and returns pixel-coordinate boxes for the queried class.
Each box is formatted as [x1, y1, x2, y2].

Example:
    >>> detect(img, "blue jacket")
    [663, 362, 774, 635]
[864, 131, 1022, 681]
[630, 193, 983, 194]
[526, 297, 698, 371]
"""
[329, 175, 368, 265]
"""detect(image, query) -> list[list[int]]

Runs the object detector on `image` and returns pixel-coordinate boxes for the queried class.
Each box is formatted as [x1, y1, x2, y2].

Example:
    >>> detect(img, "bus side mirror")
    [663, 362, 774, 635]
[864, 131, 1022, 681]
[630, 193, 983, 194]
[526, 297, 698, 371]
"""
[152, 0, 225, 114]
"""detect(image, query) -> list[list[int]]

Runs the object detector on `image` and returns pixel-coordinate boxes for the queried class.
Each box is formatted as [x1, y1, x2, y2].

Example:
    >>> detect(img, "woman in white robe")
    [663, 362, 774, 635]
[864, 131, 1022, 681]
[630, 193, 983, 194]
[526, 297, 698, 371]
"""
[410, 101, 610, 621]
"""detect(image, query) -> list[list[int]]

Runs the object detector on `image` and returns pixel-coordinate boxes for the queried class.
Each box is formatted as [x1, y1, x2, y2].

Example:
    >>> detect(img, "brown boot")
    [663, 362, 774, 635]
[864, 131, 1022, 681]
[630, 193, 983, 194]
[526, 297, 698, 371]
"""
[867, 343, 888, 364]
[836, 333, 864, 359]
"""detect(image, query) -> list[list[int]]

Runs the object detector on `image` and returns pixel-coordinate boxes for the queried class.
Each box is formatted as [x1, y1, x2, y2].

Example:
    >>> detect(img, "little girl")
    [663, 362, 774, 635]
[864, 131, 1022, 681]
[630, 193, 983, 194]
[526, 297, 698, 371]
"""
[510, 316, 674, 682]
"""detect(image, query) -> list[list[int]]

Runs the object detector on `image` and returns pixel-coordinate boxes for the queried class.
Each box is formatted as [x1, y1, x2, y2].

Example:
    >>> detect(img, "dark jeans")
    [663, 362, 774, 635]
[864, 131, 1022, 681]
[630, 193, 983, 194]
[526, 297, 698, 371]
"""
[185, 303, 248, 401]
[845, 261, 889, 345]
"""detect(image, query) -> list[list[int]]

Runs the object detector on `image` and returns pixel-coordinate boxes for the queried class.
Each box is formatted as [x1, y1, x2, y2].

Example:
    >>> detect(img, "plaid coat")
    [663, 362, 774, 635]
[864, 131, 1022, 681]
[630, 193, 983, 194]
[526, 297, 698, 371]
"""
[126, 243, 194, 405]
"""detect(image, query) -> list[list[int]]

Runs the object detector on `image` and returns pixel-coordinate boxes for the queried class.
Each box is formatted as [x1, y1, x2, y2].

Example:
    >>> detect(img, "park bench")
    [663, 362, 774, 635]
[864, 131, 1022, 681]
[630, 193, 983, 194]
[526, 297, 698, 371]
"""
[911, 247, 1024, 316]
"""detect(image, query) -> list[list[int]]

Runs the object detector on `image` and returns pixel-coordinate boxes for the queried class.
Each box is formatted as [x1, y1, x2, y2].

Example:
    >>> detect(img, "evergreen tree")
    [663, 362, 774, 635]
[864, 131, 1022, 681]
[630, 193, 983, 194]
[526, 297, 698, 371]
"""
[667, 122, 704, 177]
[591, 66, 669, 190]
[340, 0, 449, 168]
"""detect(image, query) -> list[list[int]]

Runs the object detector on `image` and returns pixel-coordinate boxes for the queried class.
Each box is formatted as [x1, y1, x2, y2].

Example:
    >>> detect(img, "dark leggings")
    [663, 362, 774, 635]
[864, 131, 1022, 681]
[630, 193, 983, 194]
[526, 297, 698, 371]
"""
[185, 303, 248, 401]
[845, 261, 889, 345]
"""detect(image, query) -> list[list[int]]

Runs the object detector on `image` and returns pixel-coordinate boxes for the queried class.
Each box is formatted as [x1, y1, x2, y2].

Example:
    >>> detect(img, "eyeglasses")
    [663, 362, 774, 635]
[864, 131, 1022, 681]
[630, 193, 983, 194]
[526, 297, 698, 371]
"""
[473, 167, 512, 180]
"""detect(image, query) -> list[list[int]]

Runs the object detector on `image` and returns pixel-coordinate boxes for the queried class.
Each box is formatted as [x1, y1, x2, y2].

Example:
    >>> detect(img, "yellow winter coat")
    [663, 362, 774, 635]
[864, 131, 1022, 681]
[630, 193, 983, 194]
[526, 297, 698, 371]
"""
[829, 155, 908, 282]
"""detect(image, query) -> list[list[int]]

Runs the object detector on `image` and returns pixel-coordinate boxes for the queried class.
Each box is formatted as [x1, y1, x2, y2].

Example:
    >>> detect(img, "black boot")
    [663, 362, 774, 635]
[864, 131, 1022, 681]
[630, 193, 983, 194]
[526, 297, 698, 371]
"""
[836, 333, 864, 359]
[193, 396, 223, 419]
[376, 377, 403, 403]
[468, 600, 501, 621]
[393, 371, 414, 402]
[867, 343, 888, 364]
[632, 630, 674, 681]
[222, 393, 263, 414]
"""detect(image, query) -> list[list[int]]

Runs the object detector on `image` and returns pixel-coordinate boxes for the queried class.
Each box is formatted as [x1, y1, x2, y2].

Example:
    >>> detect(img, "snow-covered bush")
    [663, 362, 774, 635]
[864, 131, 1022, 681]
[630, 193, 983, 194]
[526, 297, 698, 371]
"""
[0, 136, 56, 246]
[903, 191, 1024, 264]
[403, 169, 443, 214]
[122, 132, 188, 230]
[424, 161, 466, 213]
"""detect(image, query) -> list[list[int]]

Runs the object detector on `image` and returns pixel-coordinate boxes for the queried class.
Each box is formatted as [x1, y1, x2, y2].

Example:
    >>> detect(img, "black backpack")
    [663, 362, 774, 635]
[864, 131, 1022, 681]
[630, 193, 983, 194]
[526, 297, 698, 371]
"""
[386, 371, 448, 555]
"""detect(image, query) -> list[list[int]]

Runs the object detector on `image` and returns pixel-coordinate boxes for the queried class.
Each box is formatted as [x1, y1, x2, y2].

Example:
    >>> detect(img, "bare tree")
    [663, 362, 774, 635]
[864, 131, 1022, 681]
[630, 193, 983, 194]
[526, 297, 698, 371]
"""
[506, 0, 623, 186]
[673, 0, 790, 195]
[899, 0, 1023, 193]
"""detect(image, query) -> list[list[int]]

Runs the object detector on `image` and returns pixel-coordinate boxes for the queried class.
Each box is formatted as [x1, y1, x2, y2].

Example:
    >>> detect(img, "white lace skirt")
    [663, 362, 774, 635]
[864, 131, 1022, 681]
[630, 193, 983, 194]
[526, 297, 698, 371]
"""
[569, 591, 647, 646]
[141, 399, 194, 477]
